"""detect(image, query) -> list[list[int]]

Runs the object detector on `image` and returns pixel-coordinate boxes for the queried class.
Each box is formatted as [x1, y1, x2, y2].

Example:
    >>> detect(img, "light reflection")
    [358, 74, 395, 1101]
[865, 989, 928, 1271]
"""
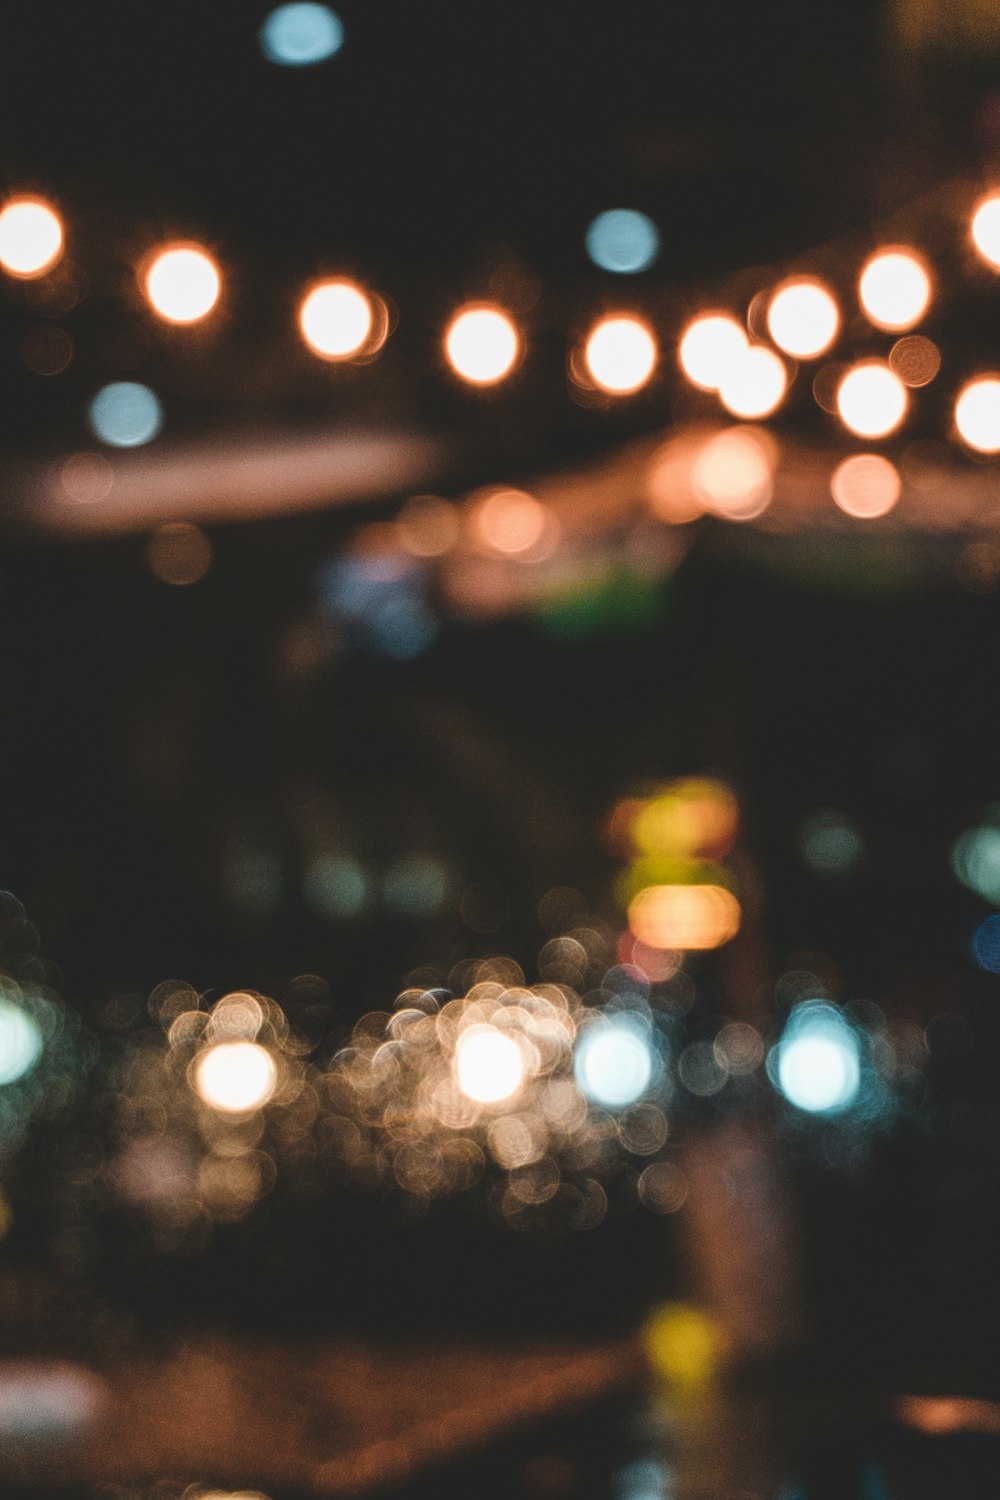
[144, 244, 221, 325]
[472, 488, 550, 555]
[584, 316, 658, 394]
[692, 426, 775, 520]
[0, 197, 63, 278]
[628, 883, 741, 951]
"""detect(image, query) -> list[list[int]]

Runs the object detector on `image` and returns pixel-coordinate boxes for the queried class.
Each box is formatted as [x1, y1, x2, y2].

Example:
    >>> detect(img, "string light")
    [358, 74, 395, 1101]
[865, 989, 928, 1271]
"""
[299, 279, 373, 359]
[971, 192, 1000, 269]
[144, 244, 221, 325]
[718, 345, 787, 419]
[766, 278, 839, 359]
[444, 305, 520, 385]
[858, 249, 931, 332]
[678, 314, 747, 391]
[955, 377, 1000, 452]
[584, 315, 657, 393]
[0, 196, 63, 279]
[836, 362, 908, 438]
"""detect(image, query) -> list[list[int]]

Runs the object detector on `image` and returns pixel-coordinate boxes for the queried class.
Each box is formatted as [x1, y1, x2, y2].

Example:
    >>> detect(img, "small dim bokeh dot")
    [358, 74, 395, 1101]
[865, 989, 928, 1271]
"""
[147, 523, 213, 585]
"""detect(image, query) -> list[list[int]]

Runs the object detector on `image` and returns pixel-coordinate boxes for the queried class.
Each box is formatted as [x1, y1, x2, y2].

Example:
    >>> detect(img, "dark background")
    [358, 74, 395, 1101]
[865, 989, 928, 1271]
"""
[2, 0, 1000, 1396]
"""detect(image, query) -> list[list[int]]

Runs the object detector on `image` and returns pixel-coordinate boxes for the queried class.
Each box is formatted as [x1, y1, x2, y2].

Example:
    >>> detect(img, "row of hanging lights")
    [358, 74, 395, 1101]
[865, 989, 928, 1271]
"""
[6, 190, 1000, 449]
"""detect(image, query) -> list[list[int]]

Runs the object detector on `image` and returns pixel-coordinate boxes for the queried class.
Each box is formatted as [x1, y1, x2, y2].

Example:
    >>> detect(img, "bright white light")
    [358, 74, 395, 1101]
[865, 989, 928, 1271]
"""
[836, 362, 907, 438]
[859, 250, 931, 332]
[574, 1018, 653, 1108]
[145, 246, 221, 325]
[584, 316, 657, 394]
[972, 193, 1000, 268]
[678, 315, 748, 392]
[455, 1026, 525, 1103]
[260, 3, 344, 66]
[0, 1001, 42, 1085]
[194, 1042, 277, 1113]
[773, 1004, 861, 1114]
[766, 279, 839, 358]
[585, 209, 660, 274]
[0, 198, 63, 279]
[445, 307, 519, 385]
[955, 378, 1000, 453]
[718, 344, 787, 419]
[88, 382, 163, 448]
[299, 280, 373, 359]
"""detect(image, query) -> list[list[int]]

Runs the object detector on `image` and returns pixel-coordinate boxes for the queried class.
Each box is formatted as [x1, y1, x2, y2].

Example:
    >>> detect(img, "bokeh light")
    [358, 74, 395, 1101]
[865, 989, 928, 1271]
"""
[144, 245, 221, 325]
[830, 454, 902, 518]
[972, 915, 1000, 973]
[584, 316, 657, 394]
[574, 1017, 653, 1108]
[951, 819, 1000, 903]
[299, 279, 374, 359]
[585, 209, 660, 274]
[971, 192, 1000, 268]
[88, 382, 163, 448]
[766, 278, 839, 358]
[194, 1042, 277, 1113]
[798, 808, 865, 875]
[628, 884, 741, 950]
[259, 3, 344, 66]
[954, 378, 1000, 452]
[445, 305, 519, 385]
[0, 1000, 42, 1085]
[717, 344, 787, 419]
[0, 197, 63, 278]
[473, 488, 549, 555]
[889, 335, 941, 387]
[836, 362, 908, 438]
[858, 249, 931, 331]
[678, 314, 748, 392]
[147, 523, 213, 586]
[455, 1026, 525, 1103]
[771, 1002, 861, 1115]
[692, 427, 775, 520]
[397, 495, 460, 557]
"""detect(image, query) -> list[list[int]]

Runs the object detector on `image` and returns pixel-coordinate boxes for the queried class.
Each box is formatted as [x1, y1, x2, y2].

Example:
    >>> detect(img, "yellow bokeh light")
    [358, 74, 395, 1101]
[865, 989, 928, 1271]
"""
[584, 315, 658, 394]
[766, 278, 839, 359]
[0, 196, 63, 278]
[445, 305, 519, 385]
[633, 779, 739, 860]
[858, 249, 931, 331]
[299, 279, 374, 359]
[692, 427, 775, 520]
[836, 362, 908, 438]
[678, 314, 748, 392]
[955, 377, 1000, 452]
[628, 884, 741, 951]
[830, 454, 902, 519]
[194, 1041, 277, 1113]
[972, 192, 1000, 269]
[144, 244, 221, 324]
[718, 345, 787, 419]
[455, 1026, 525, 1103]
